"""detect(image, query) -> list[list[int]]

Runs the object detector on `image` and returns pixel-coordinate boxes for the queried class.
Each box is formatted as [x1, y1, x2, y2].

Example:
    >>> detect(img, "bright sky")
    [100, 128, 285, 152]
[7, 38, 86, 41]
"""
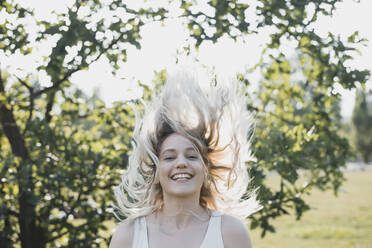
[1, 0, 371, 118]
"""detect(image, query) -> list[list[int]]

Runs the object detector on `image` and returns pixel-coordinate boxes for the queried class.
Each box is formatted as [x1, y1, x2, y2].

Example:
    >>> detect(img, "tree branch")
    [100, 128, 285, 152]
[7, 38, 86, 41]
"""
[48, 190, 83, 237]
[0, 69, 29, 158]
[16, 77, 36, 136]
[31, 67, 81, 99]
[31, 30, 125, 101]
[8, 209, 20, 218]
[16, 76, 33, 92]
[46, 230, 69, 244]
[45, 91, 56, 123]
[247, 104, 299, 126]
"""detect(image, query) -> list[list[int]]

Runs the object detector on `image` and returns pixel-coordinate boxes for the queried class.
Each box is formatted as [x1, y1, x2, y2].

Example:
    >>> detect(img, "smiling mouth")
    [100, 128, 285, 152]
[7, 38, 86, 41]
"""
[170, 173, 193, 181]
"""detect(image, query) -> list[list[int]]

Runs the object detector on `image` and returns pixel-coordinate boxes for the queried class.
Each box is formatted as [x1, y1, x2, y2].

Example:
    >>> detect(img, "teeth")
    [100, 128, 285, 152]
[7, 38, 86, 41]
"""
[171, 173, 192, 180]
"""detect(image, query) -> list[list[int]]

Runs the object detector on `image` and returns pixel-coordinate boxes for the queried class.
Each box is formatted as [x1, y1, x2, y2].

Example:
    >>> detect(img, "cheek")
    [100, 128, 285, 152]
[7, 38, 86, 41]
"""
[194, 163, 207, 182]
[157, 164, 170, 181]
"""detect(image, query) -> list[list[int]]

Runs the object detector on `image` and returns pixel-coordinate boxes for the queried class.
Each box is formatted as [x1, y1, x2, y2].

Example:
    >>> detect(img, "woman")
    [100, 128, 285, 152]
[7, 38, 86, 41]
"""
[110, 70, 261, 248]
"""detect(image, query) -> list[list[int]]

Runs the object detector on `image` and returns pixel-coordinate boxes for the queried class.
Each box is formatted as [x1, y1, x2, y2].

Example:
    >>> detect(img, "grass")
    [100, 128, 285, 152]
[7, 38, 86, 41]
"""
[250, 170, 372, 248]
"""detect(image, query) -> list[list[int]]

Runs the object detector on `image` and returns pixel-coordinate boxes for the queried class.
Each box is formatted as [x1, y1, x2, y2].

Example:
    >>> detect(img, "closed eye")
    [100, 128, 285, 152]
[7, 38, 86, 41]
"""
[164, 157, 175, 160]
[188, 155, 198, 159]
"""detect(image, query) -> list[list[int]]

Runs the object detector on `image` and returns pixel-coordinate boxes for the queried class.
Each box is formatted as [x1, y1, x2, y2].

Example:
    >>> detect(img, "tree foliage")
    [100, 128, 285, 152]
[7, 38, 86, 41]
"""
[351, 89, 372, 163]
[0, 0, 370, 247]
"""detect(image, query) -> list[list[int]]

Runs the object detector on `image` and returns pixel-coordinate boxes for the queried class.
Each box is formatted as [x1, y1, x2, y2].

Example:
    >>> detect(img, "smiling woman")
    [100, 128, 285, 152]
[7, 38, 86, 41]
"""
[158, 134, 205, 199]
[109, 69, 262, 248]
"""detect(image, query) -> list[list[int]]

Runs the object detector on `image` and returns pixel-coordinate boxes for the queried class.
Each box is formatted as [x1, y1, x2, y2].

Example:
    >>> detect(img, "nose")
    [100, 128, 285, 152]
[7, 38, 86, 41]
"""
[176, 155, 187, 169]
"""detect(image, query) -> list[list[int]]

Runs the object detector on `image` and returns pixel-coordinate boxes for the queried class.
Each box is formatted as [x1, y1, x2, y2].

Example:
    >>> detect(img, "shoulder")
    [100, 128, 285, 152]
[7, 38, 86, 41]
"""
[109, 219, 135, 248]
[221, 214, 253, 248]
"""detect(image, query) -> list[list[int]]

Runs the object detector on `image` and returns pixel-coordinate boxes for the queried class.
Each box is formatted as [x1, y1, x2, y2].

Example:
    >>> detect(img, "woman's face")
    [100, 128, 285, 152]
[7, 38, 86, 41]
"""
[158, 133, 205, 198]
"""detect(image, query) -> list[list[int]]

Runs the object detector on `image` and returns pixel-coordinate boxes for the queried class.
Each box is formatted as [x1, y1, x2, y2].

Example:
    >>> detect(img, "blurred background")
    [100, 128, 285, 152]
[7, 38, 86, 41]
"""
[0, 0, 371, 247]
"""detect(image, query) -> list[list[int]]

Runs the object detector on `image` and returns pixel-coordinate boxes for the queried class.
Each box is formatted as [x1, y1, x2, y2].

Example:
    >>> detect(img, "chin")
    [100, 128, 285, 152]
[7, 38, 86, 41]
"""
[166, 186, 201, 198]
[168, 189, 198, 197]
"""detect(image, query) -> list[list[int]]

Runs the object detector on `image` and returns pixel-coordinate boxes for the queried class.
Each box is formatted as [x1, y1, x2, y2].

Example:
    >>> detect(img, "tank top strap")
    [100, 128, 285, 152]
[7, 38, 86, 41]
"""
[200, 211, 224, 248]
[132, 216, 149, 248]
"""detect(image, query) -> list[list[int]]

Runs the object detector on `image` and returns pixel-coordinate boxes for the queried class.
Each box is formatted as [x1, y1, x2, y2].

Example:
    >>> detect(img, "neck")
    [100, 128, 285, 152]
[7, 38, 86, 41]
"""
[153, 195, 210, 231]
[161, 194, 203, 215]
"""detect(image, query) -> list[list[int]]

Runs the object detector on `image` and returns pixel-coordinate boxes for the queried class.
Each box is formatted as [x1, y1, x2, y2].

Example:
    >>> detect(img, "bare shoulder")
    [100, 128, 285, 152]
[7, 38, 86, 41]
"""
[109, 219, 135, 248]
[221, 214, 253, 248]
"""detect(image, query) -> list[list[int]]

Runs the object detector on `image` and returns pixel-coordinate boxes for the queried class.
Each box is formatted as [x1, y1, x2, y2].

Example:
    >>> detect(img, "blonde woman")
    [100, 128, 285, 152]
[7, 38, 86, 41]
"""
[109, 70, 261, 248]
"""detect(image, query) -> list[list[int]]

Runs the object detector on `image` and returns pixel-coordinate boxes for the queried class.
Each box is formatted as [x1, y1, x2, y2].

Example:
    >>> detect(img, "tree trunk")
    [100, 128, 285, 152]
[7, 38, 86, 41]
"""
[0, 71, 38, 248]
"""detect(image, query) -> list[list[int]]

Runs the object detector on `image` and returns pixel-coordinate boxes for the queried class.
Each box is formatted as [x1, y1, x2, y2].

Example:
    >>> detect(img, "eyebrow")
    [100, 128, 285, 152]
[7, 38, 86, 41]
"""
[160, 147, 196, 156]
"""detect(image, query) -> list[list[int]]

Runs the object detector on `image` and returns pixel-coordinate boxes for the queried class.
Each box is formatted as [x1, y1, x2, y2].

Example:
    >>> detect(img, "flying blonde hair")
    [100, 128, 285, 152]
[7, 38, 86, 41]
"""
[113, 69, 261, 221]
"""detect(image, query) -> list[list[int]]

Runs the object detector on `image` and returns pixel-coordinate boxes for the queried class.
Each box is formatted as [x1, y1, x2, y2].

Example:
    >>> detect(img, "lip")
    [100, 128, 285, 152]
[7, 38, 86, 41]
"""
[170, 178, 193, 184]
[169, 172, 194, 181]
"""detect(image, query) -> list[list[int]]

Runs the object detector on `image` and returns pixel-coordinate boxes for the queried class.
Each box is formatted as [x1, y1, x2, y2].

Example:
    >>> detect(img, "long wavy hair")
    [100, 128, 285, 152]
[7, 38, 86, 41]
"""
[113, 69, 261, 221]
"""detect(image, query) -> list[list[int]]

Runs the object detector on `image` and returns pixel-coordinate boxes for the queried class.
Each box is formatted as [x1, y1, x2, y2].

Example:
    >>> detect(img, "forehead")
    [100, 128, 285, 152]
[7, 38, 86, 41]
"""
[160, 133, 196, 152]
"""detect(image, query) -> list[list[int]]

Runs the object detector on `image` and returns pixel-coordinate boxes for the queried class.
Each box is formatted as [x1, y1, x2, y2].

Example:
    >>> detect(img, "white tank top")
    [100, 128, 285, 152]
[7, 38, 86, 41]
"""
[132, 211, 224, 248]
